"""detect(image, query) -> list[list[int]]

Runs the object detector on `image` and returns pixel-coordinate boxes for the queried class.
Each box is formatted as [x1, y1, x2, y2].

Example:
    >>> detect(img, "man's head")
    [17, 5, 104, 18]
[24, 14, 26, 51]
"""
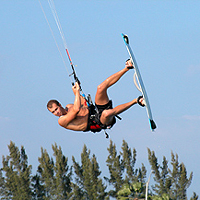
[47, 99, 64, 117]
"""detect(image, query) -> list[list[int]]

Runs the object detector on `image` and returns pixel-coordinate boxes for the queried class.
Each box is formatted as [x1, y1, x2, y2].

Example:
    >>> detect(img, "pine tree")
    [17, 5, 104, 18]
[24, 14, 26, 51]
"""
[72, 144, 107, 199]
[35, 144, 72, 200]
[148, 148, 193, 200]
[1, 141, 32, 200]
[71, 155, 85, 200]
[148, 148, 172, 196]
[169, 152, 193, 200]
[118, 140, 146, 198]
[120, 140, 135, 183]
[37, 147, 54, 199]
[105, 140, 124, 197]
[120, 140, 147, 184]
[52, 143, 72, 199]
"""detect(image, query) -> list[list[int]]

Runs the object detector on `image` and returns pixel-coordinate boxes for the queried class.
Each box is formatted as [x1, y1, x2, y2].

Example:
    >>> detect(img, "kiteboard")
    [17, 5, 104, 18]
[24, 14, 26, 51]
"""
[122, 34, 156, 131]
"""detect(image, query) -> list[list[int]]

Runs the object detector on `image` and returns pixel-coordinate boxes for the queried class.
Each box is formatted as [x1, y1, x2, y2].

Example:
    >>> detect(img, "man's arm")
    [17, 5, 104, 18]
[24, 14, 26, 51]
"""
[72, 84, 88, 107]
[72, 82, 81, 111]
[58, 82, 81, 128]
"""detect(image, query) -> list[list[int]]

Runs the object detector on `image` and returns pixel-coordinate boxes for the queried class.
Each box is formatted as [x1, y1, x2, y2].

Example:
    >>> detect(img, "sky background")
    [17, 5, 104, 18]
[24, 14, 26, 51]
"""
[1, 0, 200, 197]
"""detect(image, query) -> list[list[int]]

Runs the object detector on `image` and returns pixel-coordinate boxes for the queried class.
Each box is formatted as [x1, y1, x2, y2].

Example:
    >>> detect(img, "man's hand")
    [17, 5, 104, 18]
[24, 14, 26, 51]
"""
[72, 82, 80, 94]
[125, 59, 134, 69]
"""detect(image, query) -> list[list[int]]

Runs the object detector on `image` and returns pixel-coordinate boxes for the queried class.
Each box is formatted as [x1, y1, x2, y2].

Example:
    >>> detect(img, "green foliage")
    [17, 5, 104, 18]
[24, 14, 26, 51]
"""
[0, 169, 5, 198]
[148, 148, 194, 200]
[52, 143, 72, 198]
[148, 148, 171, 196]
[152, 193, 171, 200]
[120, 140, 146, 186]
[105, 140, 124, 197]
[190, 192, 199, 200]
[0, 140, 198, 200]
[169, 152, 193, 200]
[117, 183, 132, 198]
[1, 141, 32, 200]
[72, 144, 107, 199]
[33, 143, 72, 200]
[105, 140, 146, 198]
[117, 182, 144, 199]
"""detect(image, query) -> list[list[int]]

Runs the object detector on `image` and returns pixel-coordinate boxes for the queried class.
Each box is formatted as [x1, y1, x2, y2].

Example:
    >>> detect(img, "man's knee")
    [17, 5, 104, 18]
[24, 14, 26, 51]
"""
[101, 109, 114, 125]
[97, 83, 106, 94]
[101, 109, 112, 119]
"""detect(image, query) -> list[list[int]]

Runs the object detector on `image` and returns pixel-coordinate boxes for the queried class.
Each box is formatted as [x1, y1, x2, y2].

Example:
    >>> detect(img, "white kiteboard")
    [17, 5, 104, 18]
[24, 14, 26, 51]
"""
[122, 34, 156, 131]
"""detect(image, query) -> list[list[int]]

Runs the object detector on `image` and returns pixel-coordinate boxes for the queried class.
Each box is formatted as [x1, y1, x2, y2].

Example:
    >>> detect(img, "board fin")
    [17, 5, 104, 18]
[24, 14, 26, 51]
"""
[150, 119, 157, 130]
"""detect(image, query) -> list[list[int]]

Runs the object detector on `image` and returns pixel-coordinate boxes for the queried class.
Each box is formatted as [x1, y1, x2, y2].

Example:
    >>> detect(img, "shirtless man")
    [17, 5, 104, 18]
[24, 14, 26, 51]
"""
[47, 60, 144, 132]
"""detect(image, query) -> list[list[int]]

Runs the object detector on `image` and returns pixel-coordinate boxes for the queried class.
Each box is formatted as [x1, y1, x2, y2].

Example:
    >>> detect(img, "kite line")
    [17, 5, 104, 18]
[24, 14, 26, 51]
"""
[38, 0, 90, 105]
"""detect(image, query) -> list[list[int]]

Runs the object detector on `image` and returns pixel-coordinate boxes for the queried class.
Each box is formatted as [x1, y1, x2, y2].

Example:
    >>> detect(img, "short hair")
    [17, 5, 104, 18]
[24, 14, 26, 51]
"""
[47, 99, 60, 109]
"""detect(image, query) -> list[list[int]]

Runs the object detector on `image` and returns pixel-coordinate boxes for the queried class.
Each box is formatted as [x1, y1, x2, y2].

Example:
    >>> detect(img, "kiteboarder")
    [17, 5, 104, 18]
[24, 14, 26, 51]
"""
[47, 59, 144, 133]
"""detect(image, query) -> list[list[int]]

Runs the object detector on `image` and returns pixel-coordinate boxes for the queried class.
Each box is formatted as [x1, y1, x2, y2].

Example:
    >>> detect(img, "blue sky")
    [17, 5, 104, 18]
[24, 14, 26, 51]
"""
[1, 0, 200, 197]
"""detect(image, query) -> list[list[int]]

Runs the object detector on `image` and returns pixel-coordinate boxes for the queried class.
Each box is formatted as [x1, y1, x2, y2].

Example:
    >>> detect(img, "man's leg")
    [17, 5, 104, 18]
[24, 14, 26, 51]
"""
[95, 60, 133, 105]
[100, 98, 138, 125]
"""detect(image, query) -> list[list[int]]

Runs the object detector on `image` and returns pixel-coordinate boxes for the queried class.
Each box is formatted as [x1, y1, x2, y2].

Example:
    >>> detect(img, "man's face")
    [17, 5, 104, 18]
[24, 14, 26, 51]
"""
[48, 103, 63, 117]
